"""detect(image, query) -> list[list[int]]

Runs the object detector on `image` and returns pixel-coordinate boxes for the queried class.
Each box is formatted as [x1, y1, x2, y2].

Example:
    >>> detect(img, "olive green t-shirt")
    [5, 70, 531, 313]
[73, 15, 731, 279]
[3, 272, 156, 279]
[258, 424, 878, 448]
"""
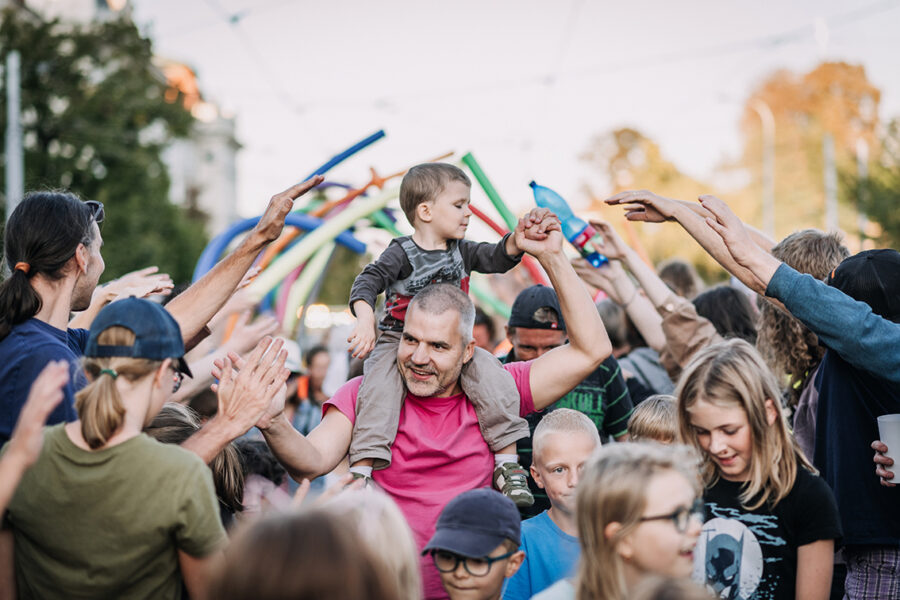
[5, 423, 226, 599]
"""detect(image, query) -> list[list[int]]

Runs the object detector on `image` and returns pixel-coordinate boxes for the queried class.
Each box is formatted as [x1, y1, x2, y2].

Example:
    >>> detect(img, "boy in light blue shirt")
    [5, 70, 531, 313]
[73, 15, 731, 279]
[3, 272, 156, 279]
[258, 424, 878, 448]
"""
[503, 409, 601, 599]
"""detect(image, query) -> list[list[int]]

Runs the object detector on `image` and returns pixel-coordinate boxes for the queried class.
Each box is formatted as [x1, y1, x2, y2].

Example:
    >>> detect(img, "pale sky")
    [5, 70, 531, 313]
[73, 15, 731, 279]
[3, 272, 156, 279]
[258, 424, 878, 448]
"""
[133, 0, 900, 225]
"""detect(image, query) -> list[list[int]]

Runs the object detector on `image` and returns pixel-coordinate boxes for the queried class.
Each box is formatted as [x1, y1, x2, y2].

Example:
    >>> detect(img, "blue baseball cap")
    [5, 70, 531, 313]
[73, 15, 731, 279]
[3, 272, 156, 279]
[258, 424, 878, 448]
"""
[85, 297, 192, 377]
[423, 489, 521, 558]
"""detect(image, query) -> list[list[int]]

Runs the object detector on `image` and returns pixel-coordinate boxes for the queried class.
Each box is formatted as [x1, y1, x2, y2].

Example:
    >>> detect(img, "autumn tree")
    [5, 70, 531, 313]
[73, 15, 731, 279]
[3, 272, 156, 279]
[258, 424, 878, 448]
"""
[740, 62, 880, 241]
[0, 8, 208, 283]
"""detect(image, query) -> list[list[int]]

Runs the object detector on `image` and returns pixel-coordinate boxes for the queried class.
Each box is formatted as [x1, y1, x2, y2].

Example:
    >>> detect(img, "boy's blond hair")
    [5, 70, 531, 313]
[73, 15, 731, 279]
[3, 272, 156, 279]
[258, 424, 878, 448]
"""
[533, 408, 600, 464]
[399, 163, 470, 225]
[627, 395, 677, 443]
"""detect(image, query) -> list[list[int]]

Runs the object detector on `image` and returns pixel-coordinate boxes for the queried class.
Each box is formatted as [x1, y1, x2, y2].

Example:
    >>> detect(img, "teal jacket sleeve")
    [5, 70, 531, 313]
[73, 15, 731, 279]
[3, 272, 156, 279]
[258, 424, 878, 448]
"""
[766, 263, 900, 383]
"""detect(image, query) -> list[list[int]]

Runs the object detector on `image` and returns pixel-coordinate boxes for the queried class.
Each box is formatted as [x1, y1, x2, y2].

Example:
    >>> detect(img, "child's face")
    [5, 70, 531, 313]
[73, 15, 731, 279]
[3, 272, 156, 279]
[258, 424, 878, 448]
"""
[618, 469, 701, 580]
[686, 399, 753, 482]
[531, 431, 598, 517]
[424, 180, 472, 240]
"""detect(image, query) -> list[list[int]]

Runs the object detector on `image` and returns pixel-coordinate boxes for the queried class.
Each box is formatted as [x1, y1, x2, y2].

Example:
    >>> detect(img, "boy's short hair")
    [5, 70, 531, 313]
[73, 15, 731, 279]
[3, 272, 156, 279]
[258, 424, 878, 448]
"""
[399, 163, 471, 225]
[627, 395, 677, 443]
[532, 408, 600, 462]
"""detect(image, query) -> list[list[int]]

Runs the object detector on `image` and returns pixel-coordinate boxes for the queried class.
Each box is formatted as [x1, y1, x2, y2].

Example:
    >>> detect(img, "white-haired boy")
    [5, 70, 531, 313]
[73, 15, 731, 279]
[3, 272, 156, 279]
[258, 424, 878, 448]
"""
[503, 408, 601, 599]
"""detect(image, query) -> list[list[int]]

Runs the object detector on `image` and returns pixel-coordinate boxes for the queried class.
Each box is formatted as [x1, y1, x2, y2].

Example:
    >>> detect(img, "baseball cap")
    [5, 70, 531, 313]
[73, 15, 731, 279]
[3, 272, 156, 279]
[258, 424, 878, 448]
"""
[85, 297, 193, 377]
[423, 489, 521, 558]
[507, 285, 565, 331]
[827, 249, 900, 323]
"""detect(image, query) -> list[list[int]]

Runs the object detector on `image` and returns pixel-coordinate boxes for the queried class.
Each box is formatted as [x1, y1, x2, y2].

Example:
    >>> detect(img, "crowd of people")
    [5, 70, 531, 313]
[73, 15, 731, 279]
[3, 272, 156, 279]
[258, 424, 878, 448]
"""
[0, 163, 897, 600]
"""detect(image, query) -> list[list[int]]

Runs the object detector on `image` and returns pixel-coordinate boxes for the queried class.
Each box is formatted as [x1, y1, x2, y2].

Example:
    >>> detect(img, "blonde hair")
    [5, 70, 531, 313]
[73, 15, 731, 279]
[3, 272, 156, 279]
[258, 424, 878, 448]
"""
[676, 338, 815, 510]
[627, 395, 678, 443]
[533, 408, 600, 462]
[575, 443, 701, 600]
[323, 489, 422, 600]
[756, 229, 848, 406]
[399, 163, 470, 225]
[76, 326, 164, 449]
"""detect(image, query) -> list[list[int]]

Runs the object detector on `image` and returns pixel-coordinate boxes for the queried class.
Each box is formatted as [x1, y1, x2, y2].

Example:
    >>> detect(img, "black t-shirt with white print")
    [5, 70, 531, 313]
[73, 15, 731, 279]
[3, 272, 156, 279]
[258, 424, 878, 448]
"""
[693, 466, 842, 600]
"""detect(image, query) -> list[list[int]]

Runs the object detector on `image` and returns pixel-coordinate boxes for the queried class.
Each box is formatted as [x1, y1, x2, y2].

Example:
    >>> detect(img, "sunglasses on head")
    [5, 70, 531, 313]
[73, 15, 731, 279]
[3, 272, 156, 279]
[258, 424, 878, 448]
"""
[85, 200, 105, 224]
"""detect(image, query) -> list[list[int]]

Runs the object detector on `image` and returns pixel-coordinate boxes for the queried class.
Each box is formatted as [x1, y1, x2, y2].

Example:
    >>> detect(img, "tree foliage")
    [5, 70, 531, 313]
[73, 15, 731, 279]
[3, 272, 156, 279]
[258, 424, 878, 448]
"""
[0, 9, 208, 283]
[842, 118, 900, 249]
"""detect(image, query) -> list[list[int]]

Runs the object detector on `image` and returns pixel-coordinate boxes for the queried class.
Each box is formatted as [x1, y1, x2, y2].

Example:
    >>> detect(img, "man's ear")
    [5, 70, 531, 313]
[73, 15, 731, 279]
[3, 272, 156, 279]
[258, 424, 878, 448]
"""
[416, 201, 434, 224]
[463, 339, 476, 364]
[504, 550, 526, 578]
[74, 243, 89, 274]
[764, 398, 778, 426]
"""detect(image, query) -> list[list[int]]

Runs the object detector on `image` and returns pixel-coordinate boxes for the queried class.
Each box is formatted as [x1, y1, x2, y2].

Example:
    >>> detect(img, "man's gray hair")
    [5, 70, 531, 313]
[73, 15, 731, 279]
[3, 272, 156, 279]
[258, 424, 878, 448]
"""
[408, 284, 475, 343]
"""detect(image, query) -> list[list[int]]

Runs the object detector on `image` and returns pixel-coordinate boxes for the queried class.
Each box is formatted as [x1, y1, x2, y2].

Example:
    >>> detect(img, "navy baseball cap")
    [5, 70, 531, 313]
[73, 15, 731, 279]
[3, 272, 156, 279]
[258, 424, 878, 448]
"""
[423, 489, 521, 558]
[507, 285, 566, 331]
[85, 297, 192, 377]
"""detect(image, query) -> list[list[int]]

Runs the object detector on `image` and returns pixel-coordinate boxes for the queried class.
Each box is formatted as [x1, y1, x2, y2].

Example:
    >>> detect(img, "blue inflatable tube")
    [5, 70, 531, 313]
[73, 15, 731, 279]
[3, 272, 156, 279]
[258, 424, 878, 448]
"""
[192, 214, 366, 282]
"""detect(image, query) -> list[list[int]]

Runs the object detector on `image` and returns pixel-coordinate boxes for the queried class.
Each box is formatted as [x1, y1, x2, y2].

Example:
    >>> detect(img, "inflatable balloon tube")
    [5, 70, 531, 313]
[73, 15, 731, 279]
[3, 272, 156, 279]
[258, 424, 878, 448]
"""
[283, 241, 337, 333]
[247, 187, 400, 300]
[192, 214, 365, 282]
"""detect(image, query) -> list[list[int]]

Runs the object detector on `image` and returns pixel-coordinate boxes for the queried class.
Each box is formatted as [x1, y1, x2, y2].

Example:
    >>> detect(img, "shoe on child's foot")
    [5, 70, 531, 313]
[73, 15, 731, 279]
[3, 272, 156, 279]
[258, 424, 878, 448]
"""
[493, 462, 534, 507]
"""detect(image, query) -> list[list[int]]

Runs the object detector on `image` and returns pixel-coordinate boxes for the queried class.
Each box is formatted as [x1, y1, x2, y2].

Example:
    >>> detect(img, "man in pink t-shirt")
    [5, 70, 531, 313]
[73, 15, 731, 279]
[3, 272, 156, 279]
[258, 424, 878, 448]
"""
[257, 219, 612, 598]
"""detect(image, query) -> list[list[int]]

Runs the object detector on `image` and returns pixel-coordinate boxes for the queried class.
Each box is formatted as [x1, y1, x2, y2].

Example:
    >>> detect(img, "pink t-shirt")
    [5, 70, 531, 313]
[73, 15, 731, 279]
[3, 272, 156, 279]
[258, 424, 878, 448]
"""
[325, 360, 535, 600]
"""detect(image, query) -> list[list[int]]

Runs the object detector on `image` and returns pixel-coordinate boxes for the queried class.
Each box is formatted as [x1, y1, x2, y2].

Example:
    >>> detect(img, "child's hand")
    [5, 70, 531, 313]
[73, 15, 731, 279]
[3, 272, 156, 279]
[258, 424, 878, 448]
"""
[347, 322, 376, 359]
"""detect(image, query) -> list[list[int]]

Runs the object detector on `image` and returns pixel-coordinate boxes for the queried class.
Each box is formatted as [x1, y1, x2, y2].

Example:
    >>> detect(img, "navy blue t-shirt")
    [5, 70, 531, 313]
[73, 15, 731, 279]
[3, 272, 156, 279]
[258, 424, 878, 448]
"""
[0, 319, 89, 444]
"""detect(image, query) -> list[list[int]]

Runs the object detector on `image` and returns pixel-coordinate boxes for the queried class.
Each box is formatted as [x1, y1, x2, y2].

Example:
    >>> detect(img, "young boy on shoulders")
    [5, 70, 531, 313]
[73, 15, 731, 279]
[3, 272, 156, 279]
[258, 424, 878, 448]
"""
[346, 163, 555, 505]
[503, 409, 601, 599]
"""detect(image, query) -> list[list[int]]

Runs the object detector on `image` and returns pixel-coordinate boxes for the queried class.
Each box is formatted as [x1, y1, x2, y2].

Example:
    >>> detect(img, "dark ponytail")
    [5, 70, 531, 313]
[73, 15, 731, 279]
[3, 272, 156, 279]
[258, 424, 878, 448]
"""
[0, 191, 96, 341]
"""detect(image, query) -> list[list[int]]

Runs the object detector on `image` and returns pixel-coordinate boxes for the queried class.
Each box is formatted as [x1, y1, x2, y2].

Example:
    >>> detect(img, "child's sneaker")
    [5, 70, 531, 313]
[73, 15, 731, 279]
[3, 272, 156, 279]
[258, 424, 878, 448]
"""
[493, 462, 534, 507]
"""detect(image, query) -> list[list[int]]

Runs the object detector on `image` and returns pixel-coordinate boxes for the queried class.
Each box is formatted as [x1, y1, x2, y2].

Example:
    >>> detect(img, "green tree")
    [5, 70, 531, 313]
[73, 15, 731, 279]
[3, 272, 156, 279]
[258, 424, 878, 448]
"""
[842, 117, 900, 249]
[0, 9, 208, 283]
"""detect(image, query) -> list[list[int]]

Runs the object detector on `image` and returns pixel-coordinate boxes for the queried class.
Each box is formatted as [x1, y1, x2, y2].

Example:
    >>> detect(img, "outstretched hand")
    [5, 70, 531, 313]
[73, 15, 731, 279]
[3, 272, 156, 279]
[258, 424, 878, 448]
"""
[211, 337, 290, 438]
[587, 220, 631, 262]
[605, 190, 680, 223]
[253, 175, 325, 245]
[104, 266, 174, 301]
[699, 195, 780, 294]
[6, 361, 69, 469]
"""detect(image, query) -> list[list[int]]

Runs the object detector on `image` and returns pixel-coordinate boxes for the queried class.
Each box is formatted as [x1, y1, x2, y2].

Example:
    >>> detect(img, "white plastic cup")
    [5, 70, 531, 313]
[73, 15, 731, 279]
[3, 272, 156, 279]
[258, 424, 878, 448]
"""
[876, 414, 900, 482]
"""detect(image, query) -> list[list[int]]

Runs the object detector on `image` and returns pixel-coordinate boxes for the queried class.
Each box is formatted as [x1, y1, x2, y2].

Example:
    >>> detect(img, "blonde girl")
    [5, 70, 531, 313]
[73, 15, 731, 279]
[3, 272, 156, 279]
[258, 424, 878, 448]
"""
[536, 442, 704, 600]
[677, 338, 841, 600]
[3, 298, 286, 599]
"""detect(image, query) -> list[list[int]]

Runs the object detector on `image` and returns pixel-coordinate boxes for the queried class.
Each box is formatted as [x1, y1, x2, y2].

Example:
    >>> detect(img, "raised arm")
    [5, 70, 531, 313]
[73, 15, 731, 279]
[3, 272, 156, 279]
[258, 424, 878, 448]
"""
[701, 195, 900, 382]
[514, 219, 612, 411]
[167, 176, 323, 343]
[571, 256, 666, 353]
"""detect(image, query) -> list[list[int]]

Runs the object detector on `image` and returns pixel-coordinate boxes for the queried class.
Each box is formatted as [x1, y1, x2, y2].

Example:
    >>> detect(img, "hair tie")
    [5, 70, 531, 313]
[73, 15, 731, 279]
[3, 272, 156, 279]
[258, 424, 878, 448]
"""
[99, 368, 118, 379]
[13, 262, 30, 275]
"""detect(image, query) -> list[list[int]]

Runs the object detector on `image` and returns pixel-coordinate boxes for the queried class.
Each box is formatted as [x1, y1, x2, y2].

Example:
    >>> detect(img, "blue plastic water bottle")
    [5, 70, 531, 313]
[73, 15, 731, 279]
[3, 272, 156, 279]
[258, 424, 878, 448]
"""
[529, 181, 608, 267]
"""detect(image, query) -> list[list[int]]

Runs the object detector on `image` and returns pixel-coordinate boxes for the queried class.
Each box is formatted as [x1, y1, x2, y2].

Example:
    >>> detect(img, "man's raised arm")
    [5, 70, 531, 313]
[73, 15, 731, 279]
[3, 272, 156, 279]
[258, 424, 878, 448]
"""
[514, 220, 613, 410]
[700, 195, 900, 383]
[167, 176, 323, 343]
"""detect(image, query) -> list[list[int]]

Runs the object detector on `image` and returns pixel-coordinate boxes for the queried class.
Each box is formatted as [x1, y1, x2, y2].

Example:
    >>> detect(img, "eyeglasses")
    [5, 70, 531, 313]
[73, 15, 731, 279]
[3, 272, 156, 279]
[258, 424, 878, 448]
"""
[85, 200, 105, 224]
[639, 498, 705, 533]
[430, 549, 515, 577]
[172, 371, 184, 394]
